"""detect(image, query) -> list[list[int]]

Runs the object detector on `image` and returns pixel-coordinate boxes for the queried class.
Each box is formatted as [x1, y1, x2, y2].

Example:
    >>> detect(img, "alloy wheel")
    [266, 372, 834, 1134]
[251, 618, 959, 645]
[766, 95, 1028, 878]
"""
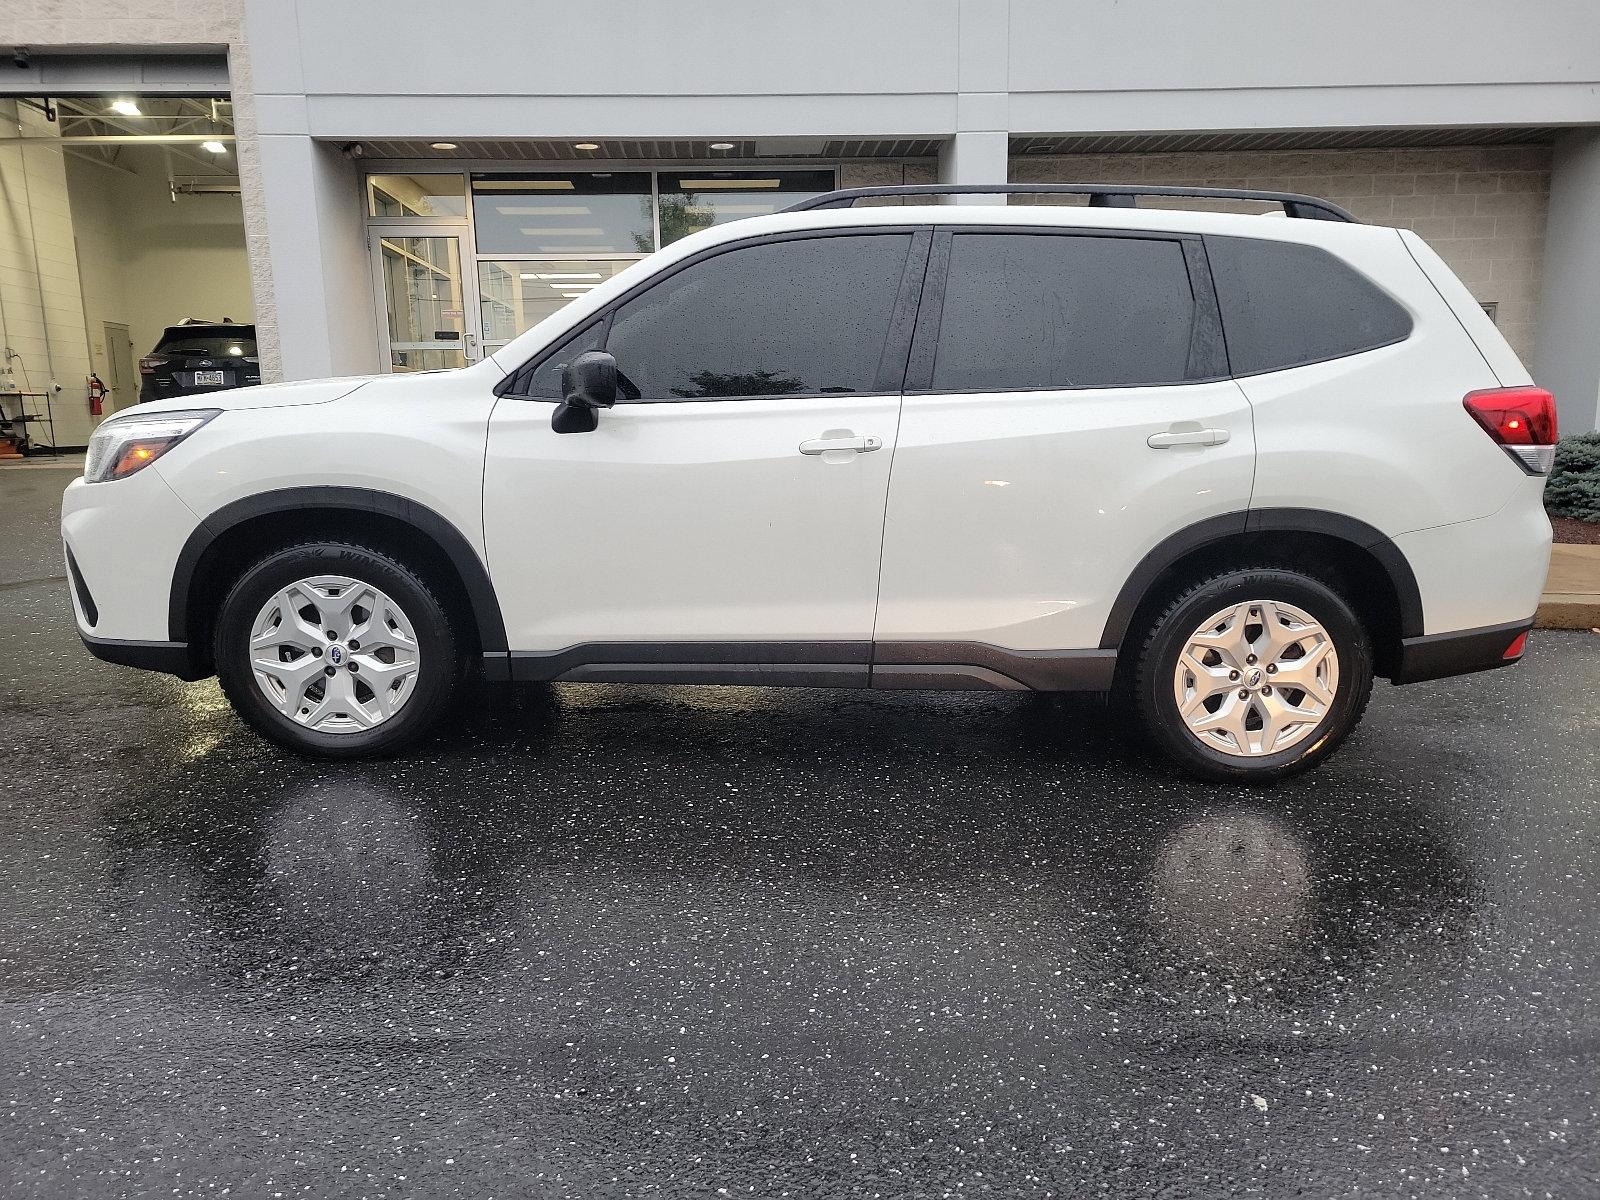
[247, 574, 421, 734]
[1172, 599, 1339, 758]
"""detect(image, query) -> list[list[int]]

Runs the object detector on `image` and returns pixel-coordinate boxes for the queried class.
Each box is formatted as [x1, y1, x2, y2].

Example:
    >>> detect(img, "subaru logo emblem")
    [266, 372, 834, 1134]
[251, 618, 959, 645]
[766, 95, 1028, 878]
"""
[1245, 667, 1262, 688]
[329, 646, 343, 665]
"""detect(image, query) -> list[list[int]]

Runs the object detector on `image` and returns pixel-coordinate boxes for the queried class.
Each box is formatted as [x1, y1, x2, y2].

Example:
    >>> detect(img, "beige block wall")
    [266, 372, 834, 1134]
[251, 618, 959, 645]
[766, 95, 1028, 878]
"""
[1012, 146, 1552, 362]
[0, 100, 95, 447]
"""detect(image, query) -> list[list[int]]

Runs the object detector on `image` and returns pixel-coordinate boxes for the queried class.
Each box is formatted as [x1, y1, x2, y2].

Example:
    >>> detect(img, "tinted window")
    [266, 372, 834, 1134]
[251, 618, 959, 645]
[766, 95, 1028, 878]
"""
[932, 233, 1196, 392]
[1206, 236, 1412, 375]
[516, 322, 606, 400]
[604, 234, 912, 399]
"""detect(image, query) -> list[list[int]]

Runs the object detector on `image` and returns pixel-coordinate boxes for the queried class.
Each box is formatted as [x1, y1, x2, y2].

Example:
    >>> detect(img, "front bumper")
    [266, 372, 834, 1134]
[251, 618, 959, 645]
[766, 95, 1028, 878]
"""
[61, 467, 204, 646]
[1391, 618, 1534, 685]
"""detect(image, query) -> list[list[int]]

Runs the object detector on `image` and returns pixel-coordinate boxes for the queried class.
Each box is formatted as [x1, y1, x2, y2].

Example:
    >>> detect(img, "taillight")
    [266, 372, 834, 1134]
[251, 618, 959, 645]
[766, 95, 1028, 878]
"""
[1463, 386, 1558, 474]
[138, 356, 168, 375]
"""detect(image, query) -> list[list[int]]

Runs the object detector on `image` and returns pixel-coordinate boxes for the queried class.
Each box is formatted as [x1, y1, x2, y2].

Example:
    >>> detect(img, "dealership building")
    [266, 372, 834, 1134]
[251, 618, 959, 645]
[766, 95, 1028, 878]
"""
[2, 0, 1599, 451]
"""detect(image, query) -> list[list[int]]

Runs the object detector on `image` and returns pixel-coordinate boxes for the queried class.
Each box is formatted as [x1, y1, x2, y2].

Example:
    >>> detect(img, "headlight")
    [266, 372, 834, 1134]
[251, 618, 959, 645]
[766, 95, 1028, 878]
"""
[84, 409, 219, 484]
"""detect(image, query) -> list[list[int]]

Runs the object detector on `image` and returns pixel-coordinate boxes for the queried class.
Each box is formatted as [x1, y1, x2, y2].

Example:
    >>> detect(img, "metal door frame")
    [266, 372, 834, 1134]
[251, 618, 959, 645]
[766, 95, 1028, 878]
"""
[367, 224, 483, 370]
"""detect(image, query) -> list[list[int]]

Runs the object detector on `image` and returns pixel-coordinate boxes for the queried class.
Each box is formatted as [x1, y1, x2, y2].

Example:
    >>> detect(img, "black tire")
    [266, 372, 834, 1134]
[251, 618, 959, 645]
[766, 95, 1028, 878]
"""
[214, 542, 461, 758]
[1132, 567, 1374, 784]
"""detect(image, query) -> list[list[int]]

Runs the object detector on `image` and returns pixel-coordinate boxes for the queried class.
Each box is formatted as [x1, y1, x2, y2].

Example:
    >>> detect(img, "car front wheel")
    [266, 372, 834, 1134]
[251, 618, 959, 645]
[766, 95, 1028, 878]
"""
[1133, 568, 1374, 783]
[214, 542, 460, 758]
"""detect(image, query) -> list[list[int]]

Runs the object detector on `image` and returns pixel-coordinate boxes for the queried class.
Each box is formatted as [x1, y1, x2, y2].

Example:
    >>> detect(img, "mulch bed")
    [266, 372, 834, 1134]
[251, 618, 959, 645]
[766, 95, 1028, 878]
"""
[1551, 514, 1600, 545]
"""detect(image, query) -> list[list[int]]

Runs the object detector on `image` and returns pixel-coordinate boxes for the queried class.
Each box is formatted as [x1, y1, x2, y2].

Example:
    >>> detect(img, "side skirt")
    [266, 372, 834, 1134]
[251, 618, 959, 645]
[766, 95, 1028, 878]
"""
[497, 641, 1118, 692]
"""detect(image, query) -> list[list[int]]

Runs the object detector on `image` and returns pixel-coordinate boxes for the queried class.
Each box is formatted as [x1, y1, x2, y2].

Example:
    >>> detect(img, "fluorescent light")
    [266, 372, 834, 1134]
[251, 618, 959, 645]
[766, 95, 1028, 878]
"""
[560, 292, 590, 298]
[533, 271, 603, 280]
[573, 142, 600, 151]
[710, 142, 735, 151]
[430, 141, 458, 150]
[548, 282, 597, 290]
[475, 180, 574, 191]
[200, 140, 227, 154]
[519, 227, 604, 236]
[495, 205, 592, 216]
[678, 178, 781, 190]
[109, 99, 142, 116]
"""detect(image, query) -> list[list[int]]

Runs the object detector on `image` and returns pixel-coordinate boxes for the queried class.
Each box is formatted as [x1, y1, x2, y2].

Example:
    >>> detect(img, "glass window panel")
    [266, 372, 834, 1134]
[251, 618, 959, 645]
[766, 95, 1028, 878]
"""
[604, 233, 911, 400]
[476, 258, 634, 345]
[471, 172, 653, 254]
[366, 174, 466, 218]
[378, 235, 468, 372]
[656, 170, 836, 245]
[1207, 236, 1413, 375]
[933, 234, 1196, 392]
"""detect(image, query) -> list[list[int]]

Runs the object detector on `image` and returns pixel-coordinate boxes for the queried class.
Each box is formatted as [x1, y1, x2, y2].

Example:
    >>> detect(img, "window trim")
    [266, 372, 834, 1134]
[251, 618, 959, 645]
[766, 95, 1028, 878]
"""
[904, 224, 1230, 396]
[496, 226, 932, 404]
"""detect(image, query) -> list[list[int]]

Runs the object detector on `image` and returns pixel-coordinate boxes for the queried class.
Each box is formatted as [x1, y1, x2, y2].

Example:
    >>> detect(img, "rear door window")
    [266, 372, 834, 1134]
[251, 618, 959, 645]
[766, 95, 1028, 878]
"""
[1205, 236, 1412, 375]
[930, 233, 1197, 392]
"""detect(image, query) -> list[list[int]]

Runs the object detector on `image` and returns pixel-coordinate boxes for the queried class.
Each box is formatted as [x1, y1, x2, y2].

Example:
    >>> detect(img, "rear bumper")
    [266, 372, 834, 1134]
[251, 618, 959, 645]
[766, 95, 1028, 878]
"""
[80, 634, 207, 680]
[1391, 618, 1533, 685]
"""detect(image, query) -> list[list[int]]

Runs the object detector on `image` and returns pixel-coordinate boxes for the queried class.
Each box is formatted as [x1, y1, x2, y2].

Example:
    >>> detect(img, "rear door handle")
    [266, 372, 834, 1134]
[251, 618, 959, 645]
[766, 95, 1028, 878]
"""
[799, 434, 883, 455]
[1147, 427, 1230, 449]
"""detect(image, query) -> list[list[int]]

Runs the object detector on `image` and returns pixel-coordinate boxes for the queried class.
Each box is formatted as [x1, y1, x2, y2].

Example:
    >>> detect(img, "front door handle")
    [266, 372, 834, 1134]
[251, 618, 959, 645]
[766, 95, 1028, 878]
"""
[799, 433, 883, 456]
[1147, 427, 1230, 449]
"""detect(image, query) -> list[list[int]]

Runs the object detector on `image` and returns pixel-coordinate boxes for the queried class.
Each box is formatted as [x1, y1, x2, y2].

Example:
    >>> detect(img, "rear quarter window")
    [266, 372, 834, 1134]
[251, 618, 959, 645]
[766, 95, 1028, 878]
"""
[1205, 236, 1412, 375]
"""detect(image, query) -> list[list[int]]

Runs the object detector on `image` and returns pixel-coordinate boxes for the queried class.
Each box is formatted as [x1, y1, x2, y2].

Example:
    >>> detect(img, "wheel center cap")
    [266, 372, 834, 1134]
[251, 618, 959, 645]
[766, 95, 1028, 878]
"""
[328, 644, 346, 666]
[1245, 667, 1264, 689]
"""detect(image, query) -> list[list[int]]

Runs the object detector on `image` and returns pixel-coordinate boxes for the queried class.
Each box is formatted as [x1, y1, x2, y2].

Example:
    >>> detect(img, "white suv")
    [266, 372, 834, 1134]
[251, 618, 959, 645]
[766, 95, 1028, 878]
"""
[62, 184, 1556, 781]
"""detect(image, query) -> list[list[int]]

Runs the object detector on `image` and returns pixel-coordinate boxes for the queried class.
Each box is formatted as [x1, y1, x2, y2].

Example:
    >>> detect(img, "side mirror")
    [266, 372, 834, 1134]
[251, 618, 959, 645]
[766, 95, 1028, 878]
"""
[552, 350, 618, 434]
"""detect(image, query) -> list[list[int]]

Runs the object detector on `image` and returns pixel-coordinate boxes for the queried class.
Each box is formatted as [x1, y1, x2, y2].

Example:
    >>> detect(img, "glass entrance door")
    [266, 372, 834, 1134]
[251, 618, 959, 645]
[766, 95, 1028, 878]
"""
[370, 229, 480, 371]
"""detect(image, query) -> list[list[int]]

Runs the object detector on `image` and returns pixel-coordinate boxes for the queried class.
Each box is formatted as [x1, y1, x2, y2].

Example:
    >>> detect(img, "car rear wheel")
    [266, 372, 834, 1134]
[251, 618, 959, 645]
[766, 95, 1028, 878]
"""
[1133, 568, 1374, 783]
[214, 543, 460, 758]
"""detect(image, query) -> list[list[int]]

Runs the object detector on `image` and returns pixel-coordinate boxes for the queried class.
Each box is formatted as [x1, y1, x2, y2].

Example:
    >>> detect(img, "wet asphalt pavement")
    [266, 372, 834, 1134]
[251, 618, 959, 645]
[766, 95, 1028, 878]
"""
[4, 463, 1600, 1198]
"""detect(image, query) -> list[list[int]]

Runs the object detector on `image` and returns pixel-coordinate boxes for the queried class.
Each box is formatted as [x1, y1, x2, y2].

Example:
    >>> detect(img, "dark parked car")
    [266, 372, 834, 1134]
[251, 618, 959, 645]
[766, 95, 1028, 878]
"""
[139, 321, 260, 404]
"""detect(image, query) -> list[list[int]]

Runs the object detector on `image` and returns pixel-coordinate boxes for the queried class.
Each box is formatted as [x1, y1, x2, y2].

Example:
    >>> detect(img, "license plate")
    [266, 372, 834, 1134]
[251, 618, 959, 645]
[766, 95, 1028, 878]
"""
[193, 370, 226, 386]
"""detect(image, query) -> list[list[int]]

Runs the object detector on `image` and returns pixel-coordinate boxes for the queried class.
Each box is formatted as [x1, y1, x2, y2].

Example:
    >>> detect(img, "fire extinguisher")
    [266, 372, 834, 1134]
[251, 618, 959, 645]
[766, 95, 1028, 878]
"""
[87, 373, 106, 417]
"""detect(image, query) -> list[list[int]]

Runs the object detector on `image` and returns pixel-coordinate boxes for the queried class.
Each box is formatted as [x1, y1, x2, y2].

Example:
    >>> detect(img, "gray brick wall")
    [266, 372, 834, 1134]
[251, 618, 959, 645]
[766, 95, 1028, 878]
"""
[1011, 147, 1551, 362]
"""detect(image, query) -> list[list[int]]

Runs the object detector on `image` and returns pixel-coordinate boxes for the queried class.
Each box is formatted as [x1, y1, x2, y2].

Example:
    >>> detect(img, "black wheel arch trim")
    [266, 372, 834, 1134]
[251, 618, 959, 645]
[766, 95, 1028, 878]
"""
[1098, 508, 1425, 651]
[169, 486, 508, 654]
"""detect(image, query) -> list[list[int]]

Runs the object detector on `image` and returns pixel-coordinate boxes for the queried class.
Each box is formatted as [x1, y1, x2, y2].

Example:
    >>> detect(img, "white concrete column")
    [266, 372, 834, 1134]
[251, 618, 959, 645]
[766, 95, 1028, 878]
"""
[938, 0, 1010, 203]
[1535, 129, 1600, 434]
[938, 129, 1011, 199]
[256, 135, 379, 381]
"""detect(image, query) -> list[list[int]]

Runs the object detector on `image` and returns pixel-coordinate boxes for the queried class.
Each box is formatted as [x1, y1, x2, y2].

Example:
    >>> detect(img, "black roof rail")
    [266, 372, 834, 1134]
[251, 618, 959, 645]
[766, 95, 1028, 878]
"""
[783, 183, 1358, 223]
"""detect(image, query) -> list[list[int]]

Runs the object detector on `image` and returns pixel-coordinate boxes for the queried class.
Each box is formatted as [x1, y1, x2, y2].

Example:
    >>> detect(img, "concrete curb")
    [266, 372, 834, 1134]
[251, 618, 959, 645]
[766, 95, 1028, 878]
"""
[1537, 543, 1600, 631]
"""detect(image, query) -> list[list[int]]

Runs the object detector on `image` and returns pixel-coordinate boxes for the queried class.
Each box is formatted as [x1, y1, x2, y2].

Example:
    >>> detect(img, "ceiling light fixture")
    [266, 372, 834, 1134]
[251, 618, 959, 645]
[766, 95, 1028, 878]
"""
[109, 99, 141, 116]
[573, 142, 600, 151]
[430, 141, 459, 150]
[200, 140, 227, 154]
[709, 142, 735, 151]
[678, 177, 781, 190]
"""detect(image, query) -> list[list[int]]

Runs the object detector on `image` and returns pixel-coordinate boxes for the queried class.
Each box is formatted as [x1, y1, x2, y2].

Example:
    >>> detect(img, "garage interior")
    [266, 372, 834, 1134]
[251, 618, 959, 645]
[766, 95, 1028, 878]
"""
[0, 93, 250, 454]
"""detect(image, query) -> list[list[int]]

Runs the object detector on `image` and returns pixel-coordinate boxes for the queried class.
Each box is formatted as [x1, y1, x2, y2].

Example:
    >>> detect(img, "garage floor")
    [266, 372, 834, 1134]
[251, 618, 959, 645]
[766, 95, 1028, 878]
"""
[4, 463, 1600, 1198]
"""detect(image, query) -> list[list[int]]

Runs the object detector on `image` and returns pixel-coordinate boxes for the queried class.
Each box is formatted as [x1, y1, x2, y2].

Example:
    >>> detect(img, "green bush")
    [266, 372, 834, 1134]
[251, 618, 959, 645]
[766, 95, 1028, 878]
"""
[1545, 431, 1600, 522]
